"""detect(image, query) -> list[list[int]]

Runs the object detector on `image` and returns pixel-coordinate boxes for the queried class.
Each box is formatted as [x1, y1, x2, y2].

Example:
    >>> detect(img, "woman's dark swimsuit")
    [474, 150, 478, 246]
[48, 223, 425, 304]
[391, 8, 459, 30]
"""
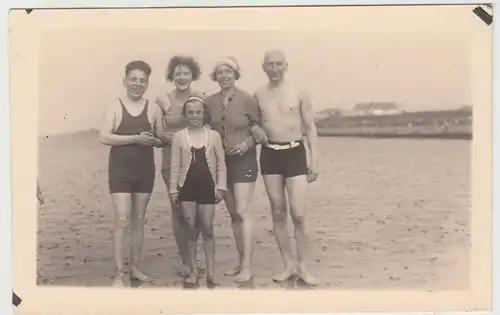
[108, 99, 155, 194]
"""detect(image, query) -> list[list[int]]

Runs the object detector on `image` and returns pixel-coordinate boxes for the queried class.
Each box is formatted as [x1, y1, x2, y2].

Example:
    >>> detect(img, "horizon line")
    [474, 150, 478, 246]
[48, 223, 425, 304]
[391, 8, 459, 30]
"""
[38, 106, 473, 138]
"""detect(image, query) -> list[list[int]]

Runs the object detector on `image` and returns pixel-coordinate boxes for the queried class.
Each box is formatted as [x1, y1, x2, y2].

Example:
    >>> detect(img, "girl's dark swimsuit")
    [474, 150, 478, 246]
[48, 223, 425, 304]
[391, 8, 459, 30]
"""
[108, 99, 155, 194]
[179, 146, 216, 205]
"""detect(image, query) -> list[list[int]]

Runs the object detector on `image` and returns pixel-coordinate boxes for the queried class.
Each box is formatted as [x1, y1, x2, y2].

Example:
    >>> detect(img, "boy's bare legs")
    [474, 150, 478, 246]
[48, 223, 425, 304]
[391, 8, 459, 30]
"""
[111, 193, 132, 286]
[129, 192, 152, 281]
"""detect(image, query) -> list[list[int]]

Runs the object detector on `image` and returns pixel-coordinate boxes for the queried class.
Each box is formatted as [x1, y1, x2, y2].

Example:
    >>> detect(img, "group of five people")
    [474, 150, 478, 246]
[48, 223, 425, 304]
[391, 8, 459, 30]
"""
[98, 49, 320, 288]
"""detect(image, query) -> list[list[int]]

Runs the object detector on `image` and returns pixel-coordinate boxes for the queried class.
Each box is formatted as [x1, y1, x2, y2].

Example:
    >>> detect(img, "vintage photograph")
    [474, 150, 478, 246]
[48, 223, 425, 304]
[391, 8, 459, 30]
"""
[8, 3, 492, 314]
[35, 6, 475, 290]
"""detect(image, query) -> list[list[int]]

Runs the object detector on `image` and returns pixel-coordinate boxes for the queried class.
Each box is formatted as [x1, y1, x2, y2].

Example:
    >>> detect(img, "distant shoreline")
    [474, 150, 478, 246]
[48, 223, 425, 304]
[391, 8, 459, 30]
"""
[317, 129, 472, 140]
[315, 108, 472, 140]
[39, 128, 472, 142]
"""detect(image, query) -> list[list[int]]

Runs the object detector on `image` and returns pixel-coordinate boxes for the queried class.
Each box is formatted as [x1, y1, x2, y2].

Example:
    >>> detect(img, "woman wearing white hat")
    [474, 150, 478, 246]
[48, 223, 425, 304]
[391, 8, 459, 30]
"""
[205, 56, 265, 282]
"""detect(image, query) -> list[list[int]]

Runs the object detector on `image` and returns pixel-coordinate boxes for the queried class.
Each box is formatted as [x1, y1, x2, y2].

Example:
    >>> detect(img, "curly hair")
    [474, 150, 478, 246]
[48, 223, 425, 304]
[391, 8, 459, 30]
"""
[166, 55, 201, 82]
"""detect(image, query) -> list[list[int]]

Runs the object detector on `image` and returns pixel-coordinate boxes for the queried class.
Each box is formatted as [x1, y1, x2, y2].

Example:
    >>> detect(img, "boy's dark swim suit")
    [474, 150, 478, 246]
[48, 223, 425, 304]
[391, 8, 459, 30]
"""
[108, 99, 155, 194]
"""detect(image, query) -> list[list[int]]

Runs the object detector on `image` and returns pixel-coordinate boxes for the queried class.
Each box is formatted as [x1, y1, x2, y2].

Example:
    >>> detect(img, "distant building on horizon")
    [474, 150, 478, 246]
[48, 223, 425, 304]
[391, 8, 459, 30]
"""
[459, 105, 473, 112]
[351, 102, 401, 116]
[314, 108, 344, 120]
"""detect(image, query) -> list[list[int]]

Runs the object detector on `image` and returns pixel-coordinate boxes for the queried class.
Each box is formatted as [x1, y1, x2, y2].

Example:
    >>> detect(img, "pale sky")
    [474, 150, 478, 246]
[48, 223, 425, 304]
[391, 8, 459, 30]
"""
[38, 5, 478, 136]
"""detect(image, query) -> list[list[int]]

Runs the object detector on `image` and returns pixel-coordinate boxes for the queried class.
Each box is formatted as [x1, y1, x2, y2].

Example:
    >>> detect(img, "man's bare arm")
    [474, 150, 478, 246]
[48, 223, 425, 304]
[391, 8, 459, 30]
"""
[300, 91, 319, 172]
[248, 91, 268, 145]
[99, 105, 140, 146]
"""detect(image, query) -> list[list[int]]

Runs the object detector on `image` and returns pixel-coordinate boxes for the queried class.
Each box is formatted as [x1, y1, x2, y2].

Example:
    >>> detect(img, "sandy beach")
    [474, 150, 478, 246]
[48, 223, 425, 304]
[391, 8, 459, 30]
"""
[37, 130, 471, 290]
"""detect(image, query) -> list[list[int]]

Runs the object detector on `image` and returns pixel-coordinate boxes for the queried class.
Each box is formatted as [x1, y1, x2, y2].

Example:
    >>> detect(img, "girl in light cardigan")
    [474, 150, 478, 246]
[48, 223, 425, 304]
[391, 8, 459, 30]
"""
[170, 95, 227, 286]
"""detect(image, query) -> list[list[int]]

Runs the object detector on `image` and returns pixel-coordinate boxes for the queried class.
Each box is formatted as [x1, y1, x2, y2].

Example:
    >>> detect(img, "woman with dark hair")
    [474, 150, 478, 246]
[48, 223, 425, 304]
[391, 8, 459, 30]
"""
[155, 55, 208, 277]
[205, 56, 265, 282]
[99, 60, 164, 287]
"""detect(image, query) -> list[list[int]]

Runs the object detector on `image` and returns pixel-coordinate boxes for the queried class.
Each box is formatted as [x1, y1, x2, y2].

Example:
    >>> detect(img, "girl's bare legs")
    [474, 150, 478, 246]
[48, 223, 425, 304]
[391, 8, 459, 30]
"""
[198, 204, 218, 284]
[181, 201, 199, 284]
[162, 170, 192, 276]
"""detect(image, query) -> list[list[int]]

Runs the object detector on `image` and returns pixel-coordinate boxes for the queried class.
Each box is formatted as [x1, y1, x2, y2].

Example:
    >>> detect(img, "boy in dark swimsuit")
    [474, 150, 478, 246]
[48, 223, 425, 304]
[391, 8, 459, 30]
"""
[99, 60, 164, 287]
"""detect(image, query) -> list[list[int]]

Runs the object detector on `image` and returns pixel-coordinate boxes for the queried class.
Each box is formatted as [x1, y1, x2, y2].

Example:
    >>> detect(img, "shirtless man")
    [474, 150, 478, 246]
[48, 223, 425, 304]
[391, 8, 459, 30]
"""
[253, 50, 320, 285]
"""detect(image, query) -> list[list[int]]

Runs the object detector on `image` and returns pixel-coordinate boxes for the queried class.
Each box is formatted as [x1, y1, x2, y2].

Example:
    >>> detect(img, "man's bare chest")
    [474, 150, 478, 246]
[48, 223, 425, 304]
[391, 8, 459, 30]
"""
[258, 89, 301, 119]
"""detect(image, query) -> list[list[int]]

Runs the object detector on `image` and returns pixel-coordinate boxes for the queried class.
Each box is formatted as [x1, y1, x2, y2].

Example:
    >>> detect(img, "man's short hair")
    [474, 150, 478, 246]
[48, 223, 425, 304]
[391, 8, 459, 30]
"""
[125, 60, 152, 77]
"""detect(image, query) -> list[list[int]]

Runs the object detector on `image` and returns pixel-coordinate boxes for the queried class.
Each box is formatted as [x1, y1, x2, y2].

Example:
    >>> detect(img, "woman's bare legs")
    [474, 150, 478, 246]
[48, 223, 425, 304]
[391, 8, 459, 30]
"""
[223, 185, 243, 276]
[232, 182, 256, 282]
[198, 204, 218, 284]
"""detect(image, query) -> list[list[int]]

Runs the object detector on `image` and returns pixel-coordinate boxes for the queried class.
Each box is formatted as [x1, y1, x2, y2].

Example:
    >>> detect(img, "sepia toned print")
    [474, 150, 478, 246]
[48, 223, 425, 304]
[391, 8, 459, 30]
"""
[36, 26, 472, 289]
[10, 4, 491, 314]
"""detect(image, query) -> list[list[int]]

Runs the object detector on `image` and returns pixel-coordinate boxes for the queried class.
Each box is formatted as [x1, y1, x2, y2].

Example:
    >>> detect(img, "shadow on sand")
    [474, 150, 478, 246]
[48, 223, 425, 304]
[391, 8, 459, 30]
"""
[277, 276, 316, 290]
[127, 274, 317, 290]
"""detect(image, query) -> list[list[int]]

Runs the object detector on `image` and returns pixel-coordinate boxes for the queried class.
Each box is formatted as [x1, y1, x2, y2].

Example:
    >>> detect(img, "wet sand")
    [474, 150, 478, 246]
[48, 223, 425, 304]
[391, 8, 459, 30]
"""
[37, 131, 470, 289]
